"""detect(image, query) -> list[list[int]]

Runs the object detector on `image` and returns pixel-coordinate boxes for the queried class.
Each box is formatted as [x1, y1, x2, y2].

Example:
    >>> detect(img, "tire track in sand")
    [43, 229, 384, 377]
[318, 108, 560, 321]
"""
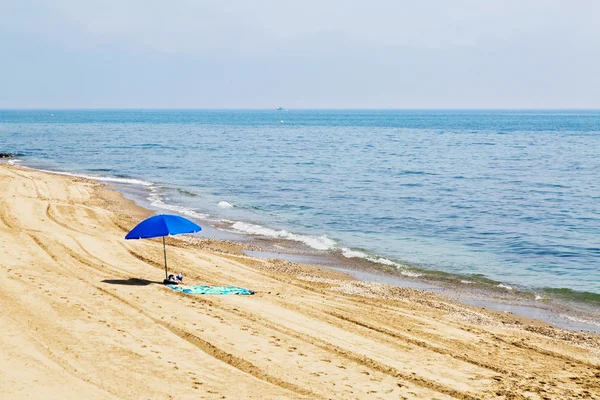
[38, 232, 466, 399]
[0, 240, 122, 399]
[135, 252, 487, 398]
[45, 204, 90, 235]
[92, 286, 323, 400]
[325, 285, 600, 370]
[26, 232, 323, 400]
[194, 296, 481, 400]
[0, 200, 16, 229]
[324, 310, 512, 376]
[8, 168, 48, 200]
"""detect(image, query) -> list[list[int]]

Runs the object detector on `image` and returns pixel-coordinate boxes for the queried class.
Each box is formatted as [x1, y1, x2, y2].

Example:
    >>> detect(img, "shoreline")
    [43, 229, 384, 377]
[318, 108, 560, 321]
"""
[5, 158, 600, 334]
[1, 162, 599, 398]
[8, 155, 600, 303]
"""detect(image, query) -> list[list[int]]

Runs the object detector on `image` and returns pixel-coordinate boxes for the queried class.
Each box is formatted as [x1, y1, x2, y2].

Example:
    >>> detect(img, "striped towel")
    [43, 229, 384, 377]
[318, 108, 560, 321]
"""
[167, 285, 255, 295]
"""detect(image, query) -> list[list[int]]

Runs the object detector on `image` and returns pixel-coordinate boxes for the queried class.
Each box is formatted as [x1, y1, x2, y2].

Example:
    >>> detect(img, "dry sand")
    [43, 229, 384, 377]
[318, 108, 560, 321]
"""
[0, 163, 599, 399]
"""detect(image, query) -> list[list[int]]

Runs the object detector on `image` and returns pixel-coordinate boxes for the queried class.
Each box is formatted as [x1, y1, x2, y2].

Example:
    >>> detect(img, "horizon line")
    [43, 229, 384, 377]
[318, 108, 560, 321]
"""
[2, 107, 600, 111]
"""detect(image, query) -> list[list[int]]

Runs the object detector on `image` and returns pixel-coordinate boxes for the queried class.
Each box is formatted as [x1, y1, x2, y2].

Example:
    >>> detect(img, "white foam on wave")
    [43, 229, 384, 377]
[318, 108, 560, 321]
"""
[400, 270, 423, 278]
[461, 280, 475, 284]
[374, 257, 397, 267]
[34, 168, 153, 186]
[231, 221, 336, 251]
[95, 176, 153, 186]
[341, 248, 368, 258]
[341, 247, 422, 277]
[558, 313, 600, 328]
[497, 284, 514, 290]
[147, 189, 209, 219]
[218, 201, 234, 208]
[6, 159, 22, 165]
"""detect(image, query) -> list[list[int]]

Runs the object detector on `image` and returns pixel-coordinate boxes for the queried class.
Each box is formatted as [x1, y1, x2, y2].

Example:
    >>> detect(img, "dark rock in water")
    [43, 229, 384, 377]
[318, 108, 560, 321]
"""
[0, 153, 19, 158]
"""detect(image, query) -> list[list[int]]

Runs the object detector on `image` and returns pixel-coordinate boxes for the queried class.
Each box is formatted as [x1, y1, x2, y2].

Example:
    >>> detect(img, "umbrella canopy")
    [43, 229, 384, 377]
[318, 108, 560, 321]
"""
[125, 214, 202, 239]
[125, 214, 202, 279]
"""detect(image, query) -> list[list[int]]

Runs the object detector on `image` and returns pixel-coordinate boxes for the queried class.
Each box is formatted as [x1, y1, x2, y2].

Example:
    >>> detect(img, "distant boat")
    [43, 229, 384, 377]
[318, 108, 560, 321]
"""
[276, 107, 285, 111]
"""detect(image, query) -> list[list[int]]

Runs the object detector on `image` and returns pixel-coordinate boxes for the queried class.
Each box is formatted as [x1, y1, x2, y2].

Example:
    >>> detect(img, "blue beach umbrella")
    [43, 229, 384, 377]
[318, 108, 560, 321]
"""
[125, 214, 202, 279]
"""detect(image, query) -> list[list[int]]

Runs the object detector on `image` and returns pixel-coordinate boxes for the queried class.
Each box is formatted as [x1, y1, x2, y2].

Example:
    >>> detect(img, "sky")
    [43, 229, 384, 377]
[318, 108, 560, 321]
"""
[1, 0, 599, 109]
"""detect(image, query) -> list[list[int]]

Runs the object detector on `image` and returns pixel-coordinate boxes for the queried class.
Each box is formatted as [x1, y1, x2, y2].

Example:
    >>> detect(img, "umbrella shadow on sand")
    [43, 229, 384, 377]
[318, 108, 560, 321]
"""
[101, 278, 163, 286]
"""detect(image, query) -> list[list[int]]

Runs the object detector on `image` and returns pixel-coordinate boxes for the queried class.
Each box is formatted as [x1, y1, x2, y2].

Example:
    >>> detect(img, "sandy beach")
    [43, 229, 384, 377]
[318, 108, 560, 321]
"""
[0, 163, 598, 399]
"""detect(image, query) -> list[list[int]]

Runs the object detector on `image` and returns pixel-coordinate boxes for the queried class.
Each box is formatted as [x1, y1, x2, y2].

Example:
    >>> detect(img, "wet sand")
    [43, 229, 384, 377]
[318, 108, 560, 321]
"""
[0, 163, 599, 399]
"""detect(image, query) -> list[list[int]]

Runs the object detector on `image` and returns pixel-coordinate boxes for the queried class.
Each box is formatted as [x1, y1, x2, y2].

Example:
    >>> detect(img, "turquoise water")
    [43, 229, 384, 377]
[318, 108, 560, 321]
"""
[1, 110, 599, 297]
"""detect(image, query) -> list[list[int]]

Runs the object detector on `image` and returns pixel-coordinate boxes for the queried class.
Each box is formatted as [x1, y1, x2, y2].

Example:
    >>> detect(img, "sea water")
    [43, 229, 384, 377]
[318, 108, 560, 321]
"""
[1, 110, 599, 301]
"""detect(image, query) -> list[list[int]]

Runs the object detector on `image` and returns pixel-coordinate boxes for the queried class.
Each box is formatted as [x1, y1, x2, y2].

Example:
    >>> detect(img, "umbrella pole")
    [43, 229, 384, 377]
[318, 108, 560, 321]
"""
[163, 236, 168, 279]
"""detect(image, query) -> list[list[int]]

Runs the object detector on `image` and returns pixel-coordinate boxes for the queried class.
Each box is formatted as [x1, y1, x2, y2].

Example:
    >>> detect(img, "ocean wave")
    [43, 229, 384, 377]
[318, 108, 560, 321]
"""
[400, 270, 423, 278]
[341, 248, 369, 258]
[218, 201, 234, 208]
[558, 314, 600, 328]
[340, 247, 422, 277]
[341, 247, 397, 266]
[7, 159, 22, 165]
[94, 176, 154, 186]
[231, 221, 336, 251]
[399, 170, 437, 176]
[34, 168, 154, 186]
[497, 284, 514, 290]
[176, 188, 197, 197]
[541, 287, 600, 304]
[147, 189, 209, 219]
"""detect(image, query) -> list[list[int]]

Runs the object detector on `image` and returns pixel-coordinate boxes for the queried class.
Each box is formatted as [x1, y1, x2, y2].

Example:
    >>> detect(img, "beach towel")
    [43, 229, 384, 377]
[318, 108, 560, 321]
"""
[167, 285, 255, 295]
